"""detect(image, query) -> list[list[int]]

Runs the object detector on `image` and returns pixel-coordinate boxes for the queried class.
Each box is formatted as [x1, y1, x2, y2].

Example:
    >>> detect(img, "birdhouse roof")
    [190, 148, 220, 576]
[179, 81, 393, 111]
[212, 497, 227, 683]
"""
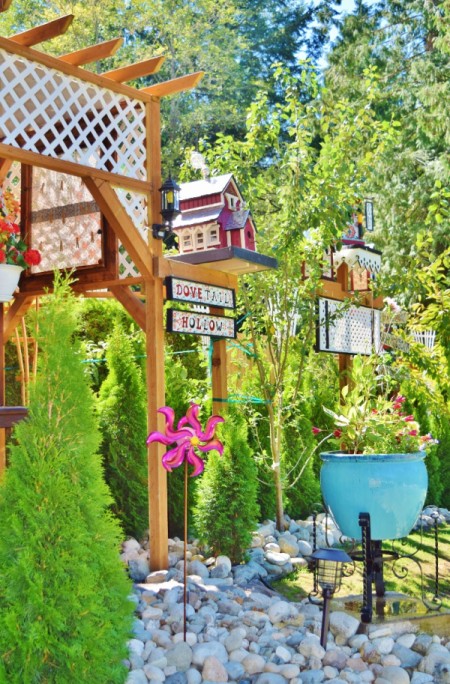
[179, 173, 234, 201]
[173, 206, 222, 228]
[224, 209, 250, 231]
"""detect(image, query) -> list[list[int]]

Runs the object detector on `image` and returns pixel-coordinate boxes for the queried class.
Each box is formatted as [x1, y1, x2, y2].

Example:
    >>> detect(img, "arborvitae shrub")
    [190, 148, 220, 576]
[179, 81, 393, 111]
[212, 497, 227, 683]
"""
[0, 278, 133, 683]
[193, 408, 260, 563]
[97, 323, 148, 538]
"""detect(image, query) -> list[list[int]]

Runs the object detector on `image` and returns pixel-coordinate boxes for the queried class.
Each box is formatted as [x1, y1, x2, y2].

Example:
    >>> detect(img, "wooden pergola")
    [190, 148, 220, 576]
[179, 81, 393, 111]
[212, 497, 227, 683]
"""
[0, 8, 243, 569]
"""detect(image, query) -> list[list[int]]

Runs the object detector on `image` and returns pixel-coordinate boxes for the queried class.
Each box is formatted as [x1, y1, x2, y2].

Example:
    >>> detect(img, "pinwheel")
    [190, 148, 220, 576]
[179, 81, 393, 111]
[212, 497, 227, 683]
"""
[147, 403, 224, 476]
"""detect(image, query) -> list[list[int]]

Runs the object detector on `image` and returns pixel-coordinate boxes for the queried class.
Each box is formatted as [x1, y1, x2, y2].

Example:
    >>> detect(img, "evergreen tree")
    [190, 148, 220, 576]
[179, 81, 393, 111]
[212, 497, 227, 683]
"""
[0, 277, 133, 683]
[194, 408, 259, 563]
[97, 323, 149, 539]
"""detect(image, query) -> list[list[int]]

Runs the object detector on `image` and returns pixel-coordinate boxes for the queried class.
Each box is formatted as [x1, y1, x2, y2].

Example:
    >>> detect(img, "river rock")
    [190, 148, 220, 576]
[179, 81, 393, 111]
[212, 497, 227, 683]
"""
[267, 600, 297, 624]
[296, 540, 313, 556]
[378, 665, 411, 683]
[126, 670, 148, 684]
[192, 641, 228, 667]
[242, 653, 266, 674]
[330, 611, 360, 642]
[278, 533, 300, 556]
[202, 655, 229, 682]
[264, 551, 291, 566]
[166, 642, 193, 671]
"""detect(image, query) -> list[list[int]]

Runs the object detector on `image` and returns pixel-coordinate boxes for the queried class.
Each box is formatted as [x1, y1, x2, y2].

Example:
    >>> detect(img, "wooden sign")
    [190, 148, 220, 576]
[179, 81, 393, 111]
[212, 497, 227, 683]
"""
[165, 276, 235, 309]
[365, 200, 374, 232]
[316, 297, 381, 355]
[167, 309, 236, 339]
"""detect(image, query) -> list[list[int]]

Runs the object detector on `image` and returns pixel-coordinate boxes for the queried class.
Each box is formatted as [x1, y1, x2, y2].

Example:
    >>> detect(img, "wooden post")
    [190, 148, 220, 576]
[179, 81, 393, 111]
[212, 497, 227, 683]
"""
[210, 307, 228, 416]
[145, 97, 168, 570]
[336, 263, 353, 394]
[0, 303, 5, 475]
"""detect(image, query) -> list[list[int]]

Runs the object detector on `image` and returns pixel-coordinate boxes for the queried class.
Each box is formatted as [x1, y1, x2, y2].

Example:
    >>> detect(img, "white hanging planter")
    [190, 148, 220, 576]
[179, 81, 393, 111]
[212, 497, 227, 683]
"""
[0, 264, 23, 302]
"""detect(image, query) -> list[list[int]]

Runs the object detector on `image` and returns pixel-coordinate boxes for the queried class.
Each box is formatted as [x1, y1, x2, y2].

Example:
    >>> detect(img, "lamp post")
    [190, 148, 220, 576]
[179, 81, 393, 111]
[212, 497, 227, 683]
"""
[152, 176, 181, 244]
[311, 548, 352, 648]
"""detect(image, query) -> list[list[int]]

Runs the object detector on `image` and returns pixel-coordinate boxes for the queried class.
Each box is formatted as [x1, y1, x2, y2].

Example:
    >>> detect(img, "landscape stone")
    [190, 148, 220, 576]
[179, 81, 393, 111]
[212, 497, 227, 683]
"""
[126, 670, 148, 684]
[299, 670, 325, 684]
[165, 642, 193, 671]
[202, 655, 229, 682]
[267, 600, 297, 624]
[242, 653, 266, 674]
[329, 612, 360, 642]
[392, 644, 422, 669]
[379, 665, 411, 683]
[264, 551, 291, 566]
[296, 540, 313, 556]
[192, 641, 229, 667]
[165, 673, 188, 684]
[278, 533, 300, 557]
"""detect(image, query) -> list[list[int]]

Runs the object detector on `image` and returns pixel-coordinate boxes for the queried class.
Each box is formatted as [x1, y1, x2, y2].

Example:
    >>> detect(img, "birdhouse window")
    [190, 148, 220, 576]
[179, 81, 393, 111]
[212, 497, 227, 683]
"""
[226, 193, 238, 211]
[181, 232, 193, 252]
[207, 226, 220, 247]
[195, 229, 205, 250]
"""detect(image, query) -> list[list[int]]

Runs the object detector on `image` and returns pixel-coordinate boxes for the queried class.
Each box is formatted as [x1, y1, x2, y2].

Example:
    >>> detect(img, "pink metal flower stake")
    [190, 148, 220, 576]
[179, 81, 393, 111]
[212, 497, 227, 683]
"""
[147, 403, 224, 640]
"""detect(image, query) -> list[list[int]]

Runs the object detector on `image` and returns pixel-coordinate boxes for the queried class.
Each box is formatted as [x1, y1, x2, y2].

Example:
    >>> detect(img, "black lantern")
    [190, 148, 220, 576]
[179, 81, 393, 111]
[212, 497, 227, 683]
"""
[152, 176, 181, 243]
[311, 548, 351, 647]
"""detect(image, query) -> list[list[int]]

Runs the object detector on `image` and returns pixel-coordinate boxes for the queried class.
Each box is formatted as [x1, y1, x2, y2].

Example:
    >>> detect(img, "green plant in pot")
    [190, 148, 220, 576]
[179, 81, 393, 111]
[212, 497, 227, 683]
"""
[313, 355, 437, 540]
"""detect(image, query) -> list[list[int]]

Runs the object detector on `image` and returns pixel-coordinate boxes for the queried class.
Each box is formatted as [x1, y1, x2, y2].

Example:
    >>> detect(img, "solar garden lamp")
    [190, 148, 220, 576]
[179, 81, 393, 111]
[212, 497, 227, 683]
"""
[311, 548, 352, 648]
[152, 176, 181, 242]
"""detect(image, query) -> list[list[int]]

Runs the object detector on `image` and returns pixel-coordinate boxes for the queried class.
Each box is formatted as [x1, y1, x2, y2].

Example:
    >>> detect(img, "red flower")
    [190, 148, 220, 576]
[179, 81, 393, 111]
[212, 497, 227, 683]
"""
[333, 429, 342, 438]
[404, 415, 415, 422]
[408, 429, 418, 437]
[0, 250, 5, 263]
[312, 427, 322, 435]
[23, 249, 41, 266]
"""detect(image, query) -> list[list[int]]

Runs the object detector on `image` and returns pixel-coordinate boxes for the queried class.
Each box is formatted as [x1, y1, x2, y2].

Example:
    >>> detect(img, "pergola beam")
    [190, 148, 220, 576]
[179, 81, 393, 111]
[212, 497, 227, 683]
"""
[0, 142, 151, 194]
[4, 294, 35, 343]
[83, 177, 153, 279]
[0, 0, 13, 12]
[9, 15, 74, 47]
[141, 71, 204, 97]
[0, 158, 12, 183]
[109, 285, 146, 330]
[59, 37, 123, 66]
[102, 56, 165, 83]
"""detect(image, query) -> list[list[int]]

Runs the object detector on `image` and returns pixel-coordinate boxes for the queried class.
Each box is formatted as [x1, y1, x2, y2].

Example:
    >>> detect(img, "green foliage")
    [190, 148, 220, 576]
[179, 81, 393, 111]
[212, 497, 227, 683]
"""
[193, 408, 260, 563]
[97, 323, 149, 539]
[203, 63, 395, 528]
[0, 276, 132, 683]
[325, 0, 450, 295]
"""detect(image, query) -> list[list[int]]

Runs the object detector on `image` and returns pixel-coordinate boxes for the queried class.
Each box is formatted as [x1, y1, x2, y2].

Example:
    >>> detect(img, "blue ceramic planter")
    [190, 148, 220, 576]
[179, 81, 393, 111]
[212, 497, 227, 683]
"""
[320, 451, 428, 541]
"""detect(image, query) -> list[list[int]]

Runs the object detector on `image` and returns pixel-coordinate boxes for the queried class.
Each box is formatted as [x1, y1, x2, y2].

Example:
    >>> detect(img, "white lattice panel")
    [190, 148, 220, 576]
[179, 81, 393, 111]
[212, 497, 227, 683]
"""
[119, 243, 139, 278]
[0, 48, 146, 180]
[317, 297, 381, 355]
[114, 187, 149, 239]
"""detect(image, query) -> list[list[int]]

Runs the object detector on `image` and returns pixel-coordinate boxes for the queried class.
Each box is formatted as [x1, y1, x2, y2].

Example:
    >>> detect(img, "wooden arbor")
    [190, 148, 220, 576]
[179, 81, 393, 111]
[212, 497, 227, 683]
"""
[0, 11, 241, 570]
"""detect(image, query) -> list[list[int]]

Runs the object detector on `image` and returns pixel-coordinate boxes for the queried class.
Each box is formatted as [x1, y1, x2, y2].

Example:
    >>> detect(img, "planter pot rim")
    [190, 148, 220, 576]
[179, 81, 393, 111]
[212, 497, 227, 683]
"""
[320, 450, 425, 464]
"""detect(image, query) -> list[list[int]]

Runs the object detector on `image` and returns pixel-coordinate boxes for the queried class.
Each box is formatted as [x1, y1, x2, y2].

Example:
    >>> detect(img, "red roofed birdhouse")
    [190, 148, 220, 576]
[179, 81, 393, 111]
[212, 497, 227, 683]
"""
[172, 173, 256, 254]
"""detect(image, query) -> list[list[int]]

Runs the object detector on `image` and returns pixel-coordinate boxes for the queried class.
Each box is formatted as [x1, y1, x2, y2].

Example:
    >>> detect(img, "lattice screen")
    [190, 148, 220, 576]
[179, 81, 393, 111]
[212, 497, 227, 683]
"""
[0, 48, 147, 180]
[114, 187, 149, 279]
[317, 297, 381, 355]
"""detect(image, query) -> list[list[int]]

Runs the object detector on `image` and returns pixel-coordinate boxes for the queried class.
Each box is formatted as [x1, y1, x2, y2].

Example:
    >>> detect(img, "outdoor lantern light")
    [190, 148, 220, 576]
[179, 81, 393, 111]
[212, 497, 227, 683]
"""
[311, 548, 352, 648]
[152, 176, 181, 243]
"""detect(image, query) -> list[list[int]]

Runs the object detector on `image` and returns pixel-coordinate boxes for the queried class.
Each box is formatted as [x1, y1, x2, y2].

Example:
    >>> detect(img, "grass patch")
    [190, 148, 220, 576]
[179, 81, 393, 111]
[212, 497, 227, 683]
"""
[273, 524, 450, 611]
